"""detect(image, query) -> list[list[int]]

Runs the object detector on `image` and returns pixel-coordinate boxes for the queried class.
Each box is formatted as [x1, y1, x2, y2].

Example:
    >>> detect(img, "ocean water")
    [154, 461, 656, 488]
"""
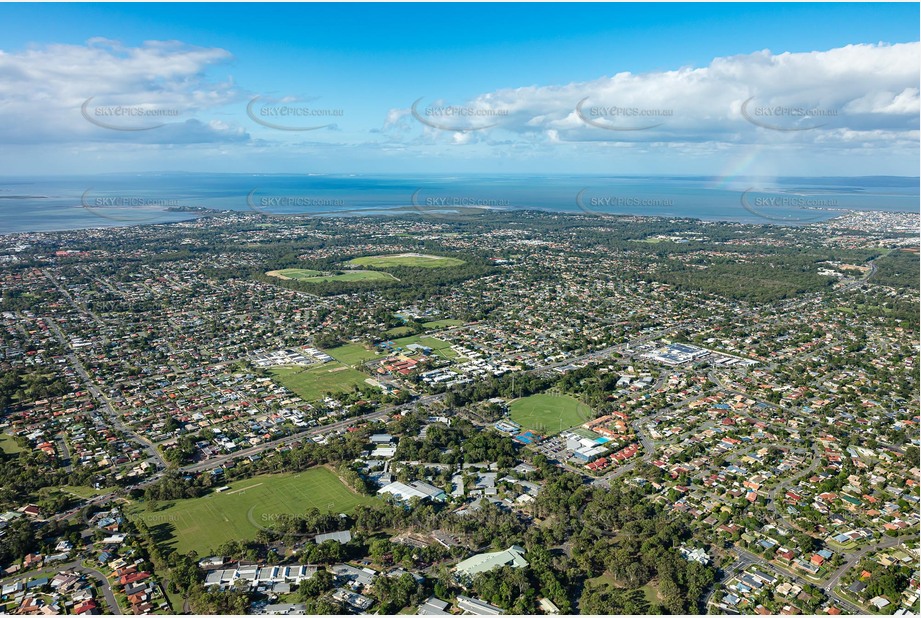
[0, 174, 917, 235]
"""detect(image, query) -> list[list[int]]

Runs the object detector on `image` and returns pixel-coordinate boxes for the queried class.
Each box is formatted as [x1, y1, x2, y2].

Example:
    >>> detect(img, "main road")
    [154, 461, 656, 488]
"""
[47, 393, 445, 526]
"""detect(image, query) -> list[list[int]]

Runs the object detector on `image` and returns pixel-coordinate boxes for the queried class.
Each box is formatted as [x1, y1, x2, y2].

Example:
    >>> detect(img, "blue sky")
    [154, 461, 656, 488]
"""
[0, 3, 917, 176]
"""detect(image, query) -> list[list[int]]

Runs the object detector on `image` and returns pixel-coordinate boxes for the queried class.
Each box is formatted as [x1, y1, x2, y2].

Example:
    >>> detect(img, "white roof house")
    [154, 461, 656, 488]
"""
[870, 597, 891, 610]
[538, 598, 560, 614]
[680, 546, 711, 565]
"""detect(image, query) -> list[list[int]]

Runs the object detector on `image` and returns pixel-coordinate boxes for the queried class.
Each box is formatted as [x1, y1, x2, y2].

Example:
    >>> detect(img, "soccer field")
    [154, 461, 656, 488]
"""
[508, 394, 592, 435]
[324, 343, 382, 366]
[347, 253, 466, 268]
[129, 469, 375, 555]
[271, 362, 370, 401]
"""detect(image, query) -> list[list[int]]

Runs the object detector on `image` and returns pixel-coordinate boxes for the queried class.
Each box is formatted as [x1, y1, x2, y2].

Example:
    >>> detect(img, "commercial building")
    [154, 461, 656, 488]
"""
[456, 595, 504, 615]
[454, 546, 528, 582]
[378, 481, 446, 503]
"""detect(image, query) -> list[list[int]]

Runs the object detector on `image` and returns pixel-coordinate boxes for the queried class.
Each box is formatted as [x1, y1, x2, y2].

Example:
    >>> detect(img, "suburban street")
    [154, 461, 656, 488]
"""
[3, 561, 122, 615]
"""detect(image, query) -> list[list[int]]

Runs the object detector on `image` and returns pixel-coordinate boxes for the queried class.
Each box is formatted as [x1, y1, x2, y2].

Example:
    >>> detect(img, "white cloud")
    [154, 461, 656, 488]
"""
[385, 42, 919, 151]
[0, 38, 915, 174]
[0, 38, 245, 144]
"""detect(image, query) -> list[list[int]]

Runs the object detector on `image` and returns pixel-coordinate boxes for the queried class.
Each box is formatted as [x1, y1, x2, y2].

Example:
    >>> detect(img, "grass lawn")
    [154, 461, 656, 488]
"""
[509, 394, 592, 435]
[164, 587, 186, 614]
[0, 433, 23, 454]
[388, 335, 458, 359]
[585, 573, 660, 608]
[128, 469, 376, 555]
[347, 253, 466, 268]
[640, 581, 660, 605]
[271, 362, 370, 401]
[266, 268, 397, 283]
[422, 319, 464, 329]
[60, 485, 114, 499]
[325, 343, 382, 366]
[385, 326, 415, 337]
[587, 572, 619, 587]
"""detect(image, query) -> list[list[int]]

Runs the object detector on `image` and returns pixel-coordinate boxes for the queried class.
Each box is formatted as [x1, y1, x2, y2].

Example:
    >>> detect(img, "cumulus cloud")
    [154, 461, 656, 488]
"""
[0, 38, 247, 144]
[386, 42, 919, 150]
[0, 37, 915, 174]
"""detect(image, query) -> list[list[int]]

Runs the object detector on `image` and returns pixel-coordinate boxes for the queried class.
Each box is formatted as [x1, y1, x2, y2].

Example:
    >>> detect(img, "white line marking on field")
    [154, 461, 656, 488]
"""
[226, 482, 263, 495]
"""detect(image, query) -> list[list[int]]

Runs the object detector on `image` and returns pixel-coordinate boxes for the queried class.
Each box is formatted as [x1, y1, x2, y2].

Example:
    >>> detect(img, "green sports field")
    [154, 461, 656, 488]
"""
[347, 254, 466, 268]
[129, 469, 375, 555]
[266, 268, 397, 283]
[423, 319, 464, 329]
[509, 394, 593, 435]
[271, 362, 370, 401]
[324, 343, 382, 366]
[388, 335, 458, 359]
[385, 326, 415, 337]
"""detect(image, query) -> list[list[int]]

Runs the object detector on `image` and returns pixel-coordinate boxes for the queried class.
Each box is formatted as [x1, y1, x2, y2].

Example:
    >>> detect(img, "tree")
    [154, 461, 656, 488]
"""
[373, 573, 424, 613]
[795, 532, 818, 554]
[298, 569, 333, 599]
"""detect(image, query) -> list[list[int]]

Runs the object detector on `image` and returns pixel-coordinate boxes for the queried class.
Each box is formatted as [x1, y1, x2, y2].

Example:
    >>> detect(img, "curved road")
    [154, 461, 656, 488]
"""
[3, 560, 121, 615]
[766, 444, 823, 532]
[728, 530, 918, 614]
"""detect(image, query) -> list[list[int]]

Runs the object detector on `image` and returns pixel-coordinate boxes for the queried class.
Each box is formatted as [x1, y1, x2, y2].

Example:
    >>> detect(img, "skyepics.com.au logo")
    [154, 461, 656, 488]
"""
[81, 189, 180, 223]
[246, 189, 346, 217]
[245, 507, 327, 540]
[740, 97, 838, 132]
[138, 513, 181, 525]
[81, 97, 183, 131]
[575, 97, 672, 131]
[410, 188, 509, 219]
[246, 96, 343, 131]
[740, 188, 836, 223]
[410, 97, 509, 132]
[575, 189, 675, 218]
